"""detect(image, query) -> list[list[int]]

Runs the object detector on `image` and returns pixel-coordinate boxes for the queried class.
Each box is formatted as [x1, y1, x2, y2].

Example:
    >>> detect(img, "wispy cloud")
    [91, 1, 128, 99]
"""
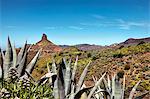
[91, 14, 105, 19]
[80, 18, 148, 30]
[68, 26, 84, 30]
[116, 18, 146, 30]
[44, 26, 56, 30]
[115, 19, 125, 23]
[80, 22, 107, 27]
[119, 24, 130, 30]
[6, 25, 17, 28]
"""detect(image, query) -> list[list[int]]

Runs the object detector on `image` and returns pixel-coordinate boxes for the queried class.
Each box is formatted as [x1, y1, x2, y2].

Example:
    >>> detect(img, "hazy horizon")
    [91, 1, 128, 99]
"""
[0, 0, 150, 48]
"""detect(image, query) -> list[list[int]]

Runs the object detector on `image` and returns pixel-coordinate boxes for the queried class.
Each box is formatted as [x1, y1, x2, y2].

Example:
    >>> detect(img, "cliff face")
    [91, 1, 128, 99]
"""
[30, 34, 62, 56]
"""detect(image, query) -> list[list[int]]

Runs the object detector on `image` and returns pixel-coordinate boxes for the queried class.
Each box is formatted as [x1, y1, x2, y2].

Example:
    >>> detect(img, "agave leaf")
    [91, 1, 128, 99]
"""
[134, 92, 149, 99]
[12, 43, 17, 67]
[0, 65, 2, 79]
[71, 56, 78, 82]
[17, 51, 27, 77]
[102, 75, 110, 92]
[94, 89, 108, 94]
[64, 58, 71, 96]
[47, 62, 52, 83]
[57, 64, 65, 99]
[3, 37, 13, 78]
[111, 74, 116, 99]
[47, 63, 50, 73]
[25, 70, 36, 83]
[114, 78, 122, 99]
[26, 49, 41, 74]
[27, 44, 32, 52]
[87, 72, 106, 99]
[58, 76, 65, 99]
[74, 86, 93, 99]
[76, 61, 91, 92]
[41, 72, 57, 85]
[92, 75, 96, 83]
[61, 58, 67, 78]
[1, 49, 5, 60]
[53, 64, 65, 99]
[41, 72, 57, 79]
[63, 57, 67, 67]
[0, 49, 3, 78]
[69, 83, 75, 99]
[129, 80, 141, 99]
[121, 75, 126, 99]
[52, 59, 57, 73]
[92, 76, 102, 99]
[107, 75, 111, 92]
[0, 49, 3, 83]
[17, 41, 27, 65]
[37, 77, 49, 85]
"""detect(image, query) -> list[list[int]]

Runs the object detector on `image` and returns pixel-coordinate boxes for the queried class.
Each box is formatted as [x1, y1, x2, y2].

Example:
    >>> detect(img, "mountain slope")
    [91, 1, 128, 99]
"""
[119, 37, 150, 46]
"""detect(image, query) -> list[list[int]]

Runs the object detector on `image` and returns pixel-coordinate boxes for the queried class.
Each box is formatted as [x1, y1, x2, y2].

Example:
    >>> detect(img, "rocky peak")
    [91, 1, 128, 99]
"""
[36, 33, 53, 45]
[30, 33, 62, 55]
[42, 33, 48, 41]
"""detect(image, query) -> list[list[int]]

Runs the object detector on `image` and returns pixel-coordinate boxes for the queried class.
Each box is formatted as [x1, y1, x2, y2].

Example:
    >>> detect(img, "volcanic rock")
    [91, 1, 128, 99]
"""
[30, 33, 62, 56]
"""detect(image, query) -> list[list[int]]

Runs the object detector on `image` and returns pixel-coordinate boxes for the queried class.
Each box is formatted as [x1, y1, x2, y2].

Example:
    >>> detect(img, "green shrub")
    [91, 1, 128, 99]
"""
[124, 65, 130, 70]
[137, 41, 145, 45]
[117, 70, 124, 78]
[142, 66, 150, 72]
[87, 53, 92, 58]
[113, 53, 124, 58]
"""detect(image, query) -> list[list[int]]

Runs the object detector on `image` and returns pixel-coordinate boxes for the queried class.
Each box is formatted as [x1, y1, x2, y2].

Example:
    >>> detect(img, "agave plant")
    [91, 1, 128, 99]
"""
[0, 37, 41, 84]
[0, 37, 54, 98]
[41, 56, 107, 99]
[0, 37, 41, 91]
[92, 74, 149, 99]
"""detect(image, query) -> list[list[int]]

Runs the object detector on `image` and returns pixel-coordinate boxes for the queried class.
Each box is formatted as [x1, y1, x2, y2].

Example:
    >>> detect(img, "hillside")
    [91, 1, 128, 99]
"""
[32, 42, 150, 98]
[75, 44, 104, 51]
[119, 37, 150, 46]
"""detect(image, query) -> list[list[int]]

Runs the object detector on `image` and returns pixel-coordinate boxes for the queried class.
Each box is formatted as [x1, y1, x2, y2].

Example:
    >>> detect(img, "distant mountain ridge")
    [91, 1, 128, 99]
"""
[28, 34, 150, 54]
[59, 44, 103, 51]
[74, 44, 104, 51]
[119, 37, 150, 46]
[60, 37, 150, 51]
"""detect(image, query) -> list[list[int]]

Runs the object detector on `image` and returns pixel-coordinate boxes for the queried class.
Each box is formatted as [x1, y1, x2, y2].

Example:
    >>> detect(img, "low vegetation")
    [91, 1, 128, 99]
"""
[0, 38, 150, 98]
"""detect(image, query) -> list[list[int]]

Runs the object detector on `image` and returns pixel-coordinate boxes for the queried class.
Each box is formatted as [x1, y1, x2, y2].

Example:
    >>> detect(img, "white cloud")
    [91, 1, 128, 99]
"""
[128, 22, 145, 26]
[115, 19, 125, 23]
[91, 14, 105, 19]
[44, 26, 56, 30]
[115, 18, 147, 30]
[80, 22, 107, 27]
[6, 26, 17, 28]
[68, 26, 84, 30]
[119, 24, 130, 30]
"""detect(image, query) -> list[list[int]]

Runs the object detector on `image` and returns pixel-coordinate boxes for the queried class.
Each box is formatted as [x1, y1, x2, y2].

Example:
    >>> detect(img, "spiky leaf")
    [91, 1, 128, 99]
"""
[26, 49, 41, 74]
[76, 61, 91, 92]
[3, 37, 13, 78]
[129, 80, 141, 99]
[87, 72, 106, 99]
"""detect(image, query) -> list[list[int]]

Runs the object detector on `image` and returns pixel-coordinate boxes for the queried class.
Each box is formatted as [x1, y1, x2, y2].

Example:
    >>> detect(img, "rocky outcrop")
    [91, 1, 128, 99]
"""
[30, 33, 62, 56]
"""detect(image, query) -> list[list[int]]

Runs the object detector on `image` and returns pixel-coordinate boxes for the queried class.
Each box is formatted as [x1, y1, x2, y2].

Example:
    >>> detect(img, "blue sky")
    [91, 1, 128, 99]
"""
[0, 0, 150, 48]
